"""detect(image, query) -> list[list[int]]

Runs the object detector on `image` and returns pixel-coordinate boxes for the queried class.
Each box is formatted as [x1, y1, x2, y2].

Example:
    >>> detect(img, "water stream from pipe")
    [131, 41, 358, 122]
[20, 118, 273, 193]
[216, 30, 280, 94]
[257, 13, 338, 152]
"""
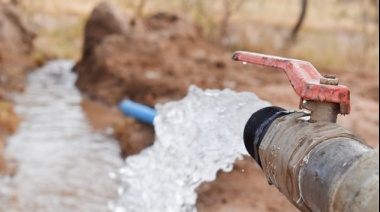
[111, 86, 270, 212]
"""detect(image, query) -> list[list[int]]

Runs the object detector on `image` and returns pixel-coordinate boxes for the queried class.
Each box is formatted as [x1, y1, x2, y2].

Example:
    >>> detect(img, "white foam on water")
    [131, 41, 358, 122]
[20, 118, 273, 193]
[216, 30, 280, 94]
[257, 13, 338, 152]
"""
[112, 86, 271, 212]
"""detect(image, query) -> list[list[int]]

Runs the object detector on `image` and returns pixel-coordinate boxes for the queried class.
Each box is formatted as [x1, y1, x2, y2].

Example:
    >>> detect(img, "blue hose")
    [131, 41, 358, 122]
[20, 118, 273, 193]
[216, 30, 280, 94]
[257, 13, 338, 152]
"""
[119, 100, 157, 125]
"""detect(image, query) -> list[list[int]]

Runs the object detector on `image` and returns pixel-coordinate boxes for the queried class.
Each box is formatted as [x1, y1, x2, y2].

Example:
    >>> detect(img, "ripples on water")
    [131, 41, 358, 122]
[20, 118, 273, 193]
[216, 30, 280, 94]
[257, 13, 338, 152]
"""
[112, 86, 270, 212]
[0, 60, 123, 212]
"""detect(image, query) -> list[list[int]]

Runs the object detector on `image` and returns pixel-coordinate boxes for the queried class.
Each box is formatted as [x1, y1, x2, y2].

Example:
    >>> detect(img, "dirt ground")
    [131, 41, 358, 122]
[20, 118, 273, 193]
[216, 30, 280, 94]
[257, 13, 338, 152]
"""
[78, 3, 379, 211]
[0, 1, 378, 211]
[0, 2, 34, 174]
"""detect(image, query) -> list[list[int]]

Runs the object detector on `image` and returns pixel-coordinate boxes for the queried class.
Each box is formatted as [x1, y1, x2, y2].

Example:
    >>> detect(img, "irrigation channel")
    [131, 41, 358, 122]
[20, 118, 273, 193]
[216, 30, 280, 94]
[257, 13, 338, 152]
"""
[0, 60, 271, 211]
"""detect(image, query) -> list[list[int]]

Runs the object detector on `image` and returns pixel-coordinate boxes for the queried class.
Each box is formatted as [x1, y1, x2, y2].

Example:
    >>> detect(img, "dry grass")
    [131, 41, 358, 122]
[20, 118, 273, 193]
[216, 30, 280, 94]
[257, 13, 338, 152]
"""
[3, 0, 378, 73]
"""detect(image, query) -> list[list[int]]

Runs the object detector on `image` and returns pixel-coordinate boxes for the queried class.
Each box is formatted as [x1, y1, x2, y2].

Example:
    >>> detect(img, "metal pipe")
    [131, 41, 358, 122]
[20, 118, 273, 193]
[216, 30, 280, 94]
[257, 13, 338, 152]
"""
[119, 99, 156, 125]
[300, 139, 379, 212]
[244, 106, 379, 212]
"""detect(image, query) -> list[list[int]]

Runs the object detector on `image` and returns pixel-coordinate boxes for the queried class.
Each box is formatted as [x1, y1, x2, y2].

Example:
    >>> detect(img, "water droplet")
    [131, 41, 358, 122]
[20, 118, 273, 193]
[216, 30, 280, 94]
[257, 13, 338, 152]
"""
[241, 169, 245, 173]
[242, 62, 247, 65]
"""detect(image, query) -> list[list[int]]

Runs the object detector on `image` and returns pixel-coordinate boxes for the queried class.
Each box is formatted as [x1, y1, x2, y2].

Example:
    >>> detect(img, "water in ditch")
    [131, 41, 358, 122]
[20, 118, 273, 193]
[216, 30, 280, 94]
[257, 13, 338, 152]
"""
[0, 60, 271, 212]
[111, 86, 270, 212]
[0, 60, 124, 211]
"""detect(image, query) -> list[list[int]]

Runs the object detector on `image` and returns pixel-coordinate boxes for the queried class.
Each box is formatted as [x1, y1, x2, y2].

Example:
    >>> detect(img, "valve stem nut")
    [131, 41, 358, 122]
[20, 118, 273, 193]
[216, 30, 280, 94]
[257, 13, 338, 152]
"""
[320, 74, 339, 85]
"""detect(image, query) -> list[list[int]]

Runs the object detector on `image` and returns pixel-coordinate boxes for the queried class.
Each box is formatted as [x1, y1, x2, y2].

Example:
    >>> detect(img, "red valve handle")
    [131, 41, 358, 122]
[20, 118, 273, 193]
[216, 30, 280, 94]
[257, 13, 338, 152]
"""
[232, 51, 350, 114]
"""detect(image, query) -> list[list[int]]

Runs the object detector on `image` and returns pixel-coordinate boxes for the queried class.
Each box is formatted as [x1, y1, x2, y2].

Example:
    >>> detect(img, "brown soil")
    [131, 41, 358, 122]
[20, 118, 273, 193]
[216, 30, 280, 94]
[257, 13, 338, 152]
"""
[77, 3, 379, 211]
[0, 2, 35, 174]
[0, 2, 35, 93]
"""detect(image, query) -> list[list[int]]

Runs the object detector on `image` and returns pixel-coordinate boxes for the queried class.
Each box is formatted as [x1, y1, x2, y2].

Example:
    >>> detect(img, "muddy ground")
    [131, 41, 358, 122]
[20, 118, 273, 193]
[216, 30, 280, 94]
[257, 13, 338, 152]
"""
[78, 3, 379, 212]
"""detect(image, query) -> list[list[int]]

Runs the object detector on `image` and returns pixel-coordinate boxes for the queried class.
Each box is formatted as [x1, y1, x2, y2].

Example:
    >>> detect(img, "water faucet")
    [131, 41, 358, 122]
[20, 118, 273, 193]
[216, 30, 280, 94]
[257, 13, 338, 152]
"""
[233, 51, 379, 212]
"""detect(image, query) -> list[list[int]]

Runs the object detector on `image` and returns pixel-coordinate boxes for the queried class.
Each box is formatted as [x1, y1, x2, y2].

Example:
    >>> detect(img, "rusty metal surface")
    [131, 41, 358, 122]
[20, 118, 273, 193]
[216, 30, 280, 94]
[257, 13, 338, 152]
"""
[257, 112, 376, 211]
[301, 139, 379, 212]
[332, 147, 379, 212]
[302, 101, 339, 123]
[232, 51, 351, 114]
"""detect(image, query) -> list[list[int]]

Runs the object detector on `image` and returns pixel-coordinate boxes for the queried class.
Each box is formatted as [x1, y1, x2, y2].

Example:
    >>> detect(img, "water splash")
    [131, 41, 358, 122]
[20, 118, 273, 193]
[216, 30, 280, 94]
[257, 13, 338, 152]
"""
[0, 60, 123, 211]
[112, 86, 271, 212]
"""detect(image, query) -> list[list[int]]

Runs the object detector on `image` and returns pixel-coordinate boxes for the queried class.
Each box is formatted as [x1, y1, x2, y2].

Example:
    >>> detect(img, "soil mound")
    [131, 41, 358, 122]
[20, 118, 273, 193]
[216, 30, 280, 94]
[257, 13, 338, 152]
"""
[74, 3, 232, 107]
[0, 2, 34, 173]
[81, 2, 129, 60]
[0, 2, 35, 93]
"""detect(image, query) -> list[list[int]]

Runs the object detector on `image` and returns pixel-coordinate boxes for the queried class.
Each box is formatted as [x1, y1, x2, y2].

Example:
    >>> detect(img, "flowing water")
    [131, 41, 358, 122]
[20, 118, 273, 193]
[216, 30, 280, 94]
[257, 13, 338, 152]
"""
[111, 86, 270, 212]
[0, 60, 271, 212]
[0, 60, 124, 211]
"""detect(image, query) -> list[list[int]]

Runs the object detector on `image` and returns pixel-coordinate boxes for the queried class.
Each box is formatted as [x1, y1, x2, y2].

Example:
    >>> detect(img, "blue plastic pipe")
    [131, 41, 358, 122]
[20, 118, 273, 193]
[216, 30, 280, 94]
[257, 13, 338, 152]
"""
[119, 99, 157, 125]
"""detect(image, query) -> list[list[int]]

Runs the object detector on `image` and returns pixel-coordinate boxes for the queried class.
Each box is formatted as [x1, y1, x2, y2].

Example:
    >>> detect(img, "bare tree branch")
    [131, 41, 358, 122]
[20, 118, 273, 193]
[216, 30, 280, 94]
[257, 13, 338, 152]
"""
[220, 0, 247, 38]
[290, 0, 308, 42]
